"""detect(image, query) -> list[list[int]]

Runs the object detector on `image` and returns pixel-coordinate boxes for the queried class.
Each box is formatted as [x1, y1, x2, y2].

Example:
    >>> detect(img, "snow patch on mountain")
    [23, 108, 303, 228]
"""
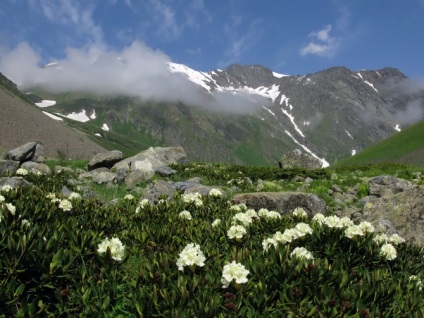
[281, 108, 305, 138]
[394, 124, 401, 132]
[63, 109, 91, 122]
[95, 133, 102, 137]
[272, 71, 289, 78]
[364, 80, 378, 93]
[35, 100, 56, 107]
[168, 62, 214, 93]
[345, 130, 354, 139]
[42, 111, 63, 121]
[102, 123, 110, 131]
[352, 150, 356, 156]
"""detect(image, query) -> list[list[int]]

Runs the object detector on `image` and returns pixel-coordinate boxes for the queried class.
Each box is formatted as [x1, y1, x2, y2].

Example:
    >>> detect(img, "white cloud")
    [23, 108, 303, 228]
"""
[300, 25, 338, 57]
[0, 41, 266, 114]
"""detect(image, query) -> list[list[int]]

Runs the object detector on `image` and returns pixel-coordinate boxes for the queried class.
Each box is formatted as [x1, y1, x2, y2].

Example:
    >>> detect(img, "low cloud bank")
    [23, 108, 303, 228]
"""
[0, 41, 268, 113]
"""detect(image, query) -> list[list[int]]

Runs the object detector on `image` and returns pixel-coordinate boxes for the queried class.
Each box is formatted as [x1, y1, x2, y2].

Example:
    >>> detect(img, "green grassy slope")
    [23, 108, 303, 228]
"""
[331, 119, 424, 168]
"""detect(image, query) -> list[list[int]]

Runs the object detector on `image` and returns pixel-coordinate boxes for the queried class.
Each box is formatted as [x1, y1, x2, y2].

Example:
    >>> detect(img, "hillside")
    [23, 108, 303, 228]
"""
[330, 119, 424, 168]
[0, 72, 106, 159]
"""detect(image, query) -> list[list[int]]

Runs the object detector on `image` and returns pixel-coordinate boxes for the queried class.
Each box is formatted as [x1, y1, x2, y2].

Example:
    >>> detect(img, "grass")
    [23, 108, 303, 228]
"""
[331, 120, 424, 168]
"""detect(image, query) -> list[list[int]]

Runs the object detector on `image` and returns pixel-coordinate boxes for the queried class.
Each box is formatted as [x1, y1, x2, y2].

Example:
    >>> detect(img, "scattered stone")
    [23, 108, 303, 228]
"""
[87, 150, 123, 171]
[231, 192, 326, 216]
[0, 177, 33, 189]
[20, 161, 51, 174]
[280, 149, 322, 169]
[0, 160, 19, 176]
[142, 179, 176, 203]
[5, 142, 38, 163]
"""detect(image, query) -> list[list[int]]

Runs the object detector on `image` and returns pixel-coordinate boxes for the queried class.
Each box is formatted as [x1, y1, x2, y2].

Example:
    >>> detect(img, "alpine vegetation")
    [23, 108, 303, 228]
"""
[1, 160, 424, 317]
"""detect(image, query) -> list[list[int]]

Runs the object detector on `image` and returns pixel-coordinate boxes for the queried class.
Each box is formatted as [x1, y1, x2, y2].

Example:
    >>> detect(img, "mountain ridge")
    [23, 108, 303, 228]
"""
[6, 61, 424, 166]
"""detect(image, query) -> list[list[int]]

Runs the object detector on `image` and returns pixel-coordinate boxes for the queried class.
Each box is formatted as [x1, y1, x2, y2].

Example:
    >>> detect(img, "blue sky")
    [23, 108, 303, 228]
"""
[1, 0, 424, 78]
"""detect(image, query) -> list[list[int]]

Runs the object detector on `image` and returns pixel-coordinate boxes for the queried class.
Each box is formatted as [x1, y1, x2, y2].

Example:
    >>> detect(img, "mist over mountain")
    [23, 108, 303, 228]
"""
[1, 42, 424, 166]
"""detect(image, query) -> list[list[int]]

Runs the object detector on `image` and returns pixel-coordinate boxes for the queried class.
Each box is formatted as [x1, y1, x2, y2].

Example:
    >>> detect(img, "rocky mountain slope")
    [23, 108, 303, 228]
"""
[0, 72, 106, 159]
[16, 62, 424, 166]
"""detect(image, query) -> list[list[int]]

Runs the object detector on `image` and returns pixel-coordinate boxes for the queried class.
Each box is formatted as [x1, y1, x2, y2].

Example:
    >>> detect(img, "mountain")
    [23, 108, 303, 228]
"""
[0, 72, 106, 159]
[19, 62, 424, 166]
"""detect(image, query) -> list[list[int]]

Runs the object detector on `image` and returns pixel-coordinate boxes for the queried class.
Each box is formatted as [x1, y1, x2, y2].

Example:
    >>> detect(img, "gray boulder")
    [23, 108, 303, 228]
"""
[231, 191, 326, 216]
[113, 147, 189, 174]
[92, 172, 116, 185]
[0, 160, 19, 176]
[20, 161, 51, 174]
[280, 149, 322, 169]
[87, 150, 124, 171]
[368, 175, 413, 198]
[141, 179, 177, 203]
[361, 176, 424, 244]
[5, 142, 38, 163]
[0, 177, 33, 189]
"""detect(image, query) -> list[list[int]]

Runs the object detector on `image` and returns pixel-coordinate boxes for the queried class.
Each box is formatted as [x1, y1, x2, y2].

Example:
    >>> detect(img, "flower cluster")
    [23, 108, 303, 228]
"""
[227, 225, 247, 239]
[262, 222, 313, 251]
[69, 192, 81, 200]
[16, 168, 28, 176]
[409, 275, 423, 291]
[1, 185, 12, 193]
[176, 243, 206, 271]
[212, 219, 221, 227]
[124, 194, 135, 201]
[0, 195, 4, 203]
[97, 237, 125, 261]
[179, 210, 192, 220]
[373, 233, 406, 245]
[292, 207, 307, 218]
[229, 203, 247, 212]
[58, 199, 73, 212]
[221, 261, 250, 288]
[182, 192, 203, 206]
[290, 247, 314, 261]
[380, 243, 397, 260]
[135, 199, 149, 213]
[208, 188, 223, 198]
[258, 208, 281, 219]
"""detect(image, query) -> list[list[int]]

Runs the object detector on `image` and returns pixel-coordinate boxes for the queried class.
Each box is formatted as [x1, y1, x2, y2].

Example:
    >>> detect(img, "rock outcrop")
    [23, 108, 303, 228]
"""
[280, 149, 322, 169]
[231, 192, 326, 216]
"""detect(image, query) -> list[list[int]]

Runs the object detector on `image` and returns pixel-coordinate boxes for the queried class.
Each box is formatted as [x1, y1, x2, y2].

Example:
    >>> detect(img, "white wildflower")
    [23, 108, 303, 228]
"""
[345, 225, 364, 239]
[409, 275, 423, 291]
[176, 243, 206, 271]
[0, 195, 4, 203]
[359, 221, 375, 234]
[46, 192, 56, 199]
[290, 247, 314, 261]
[293, 207, 307, 218]
[389, 233, 406, 245]
[21, 219, 30, 228]
[69, 192, 81, 200]
[182, 192, 203, 206]
[1, 185, 12, 193]
[232, 212, 253, 226]
[221, 261, 250, 288]
[227, 225, 247, 239]
[295, 222, 313, 237]
[312, 213, 326, 224]
[97, 237, 125, 261]
[58, 199, 72, 212]
[212, 219, 221, 227]
[373, 233, 389, 244]
[245, 209, 258, 219]
[380, 243, 397, 260]
[124, 194, 135, 201]
[16, 168, 28, 176]
[262, 237, 278, 251]
[324, 215, 344, 228]
[179, 210, 192, 220]
[5, 203, 16, 215]
[340, 217, 354, 228]
[209, 188, 223, 197]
